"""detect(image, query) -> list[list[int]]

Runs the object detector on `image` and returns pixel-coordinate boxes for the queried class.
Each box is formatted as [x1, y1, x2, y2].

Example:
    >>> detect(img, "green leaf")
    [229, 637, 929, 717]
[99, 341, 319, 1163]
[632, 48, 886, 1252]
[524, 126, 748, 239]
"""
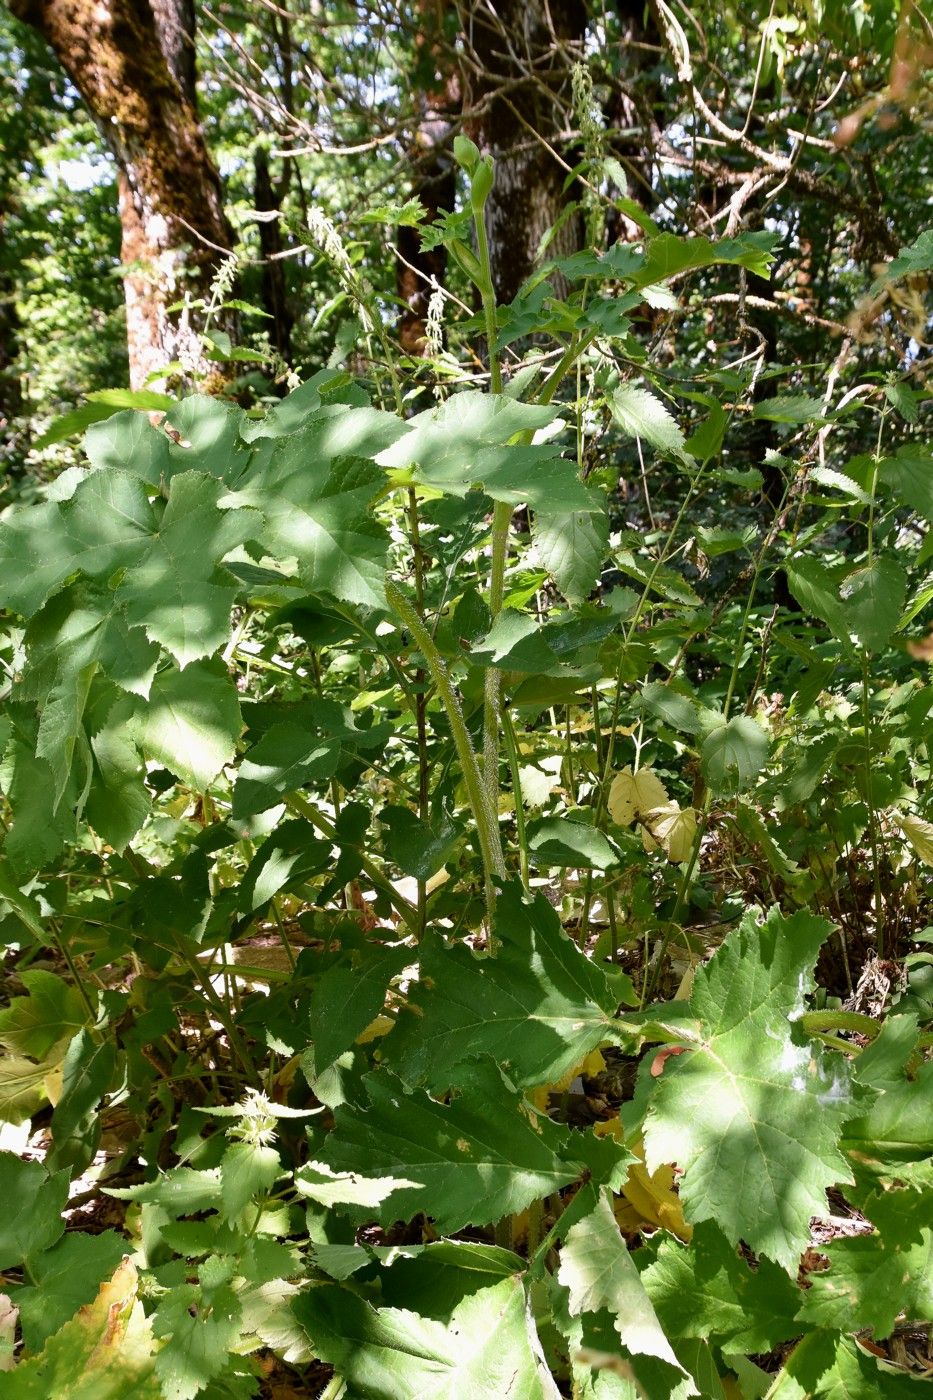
[641, 1222, 803, 1353]
[558, 1186, 687, 1374]
[106, 1167, 223, 1216]
[3, 1259, 160, 1399]
[129, 659, 241, 790]
[320, 1060, 627, 1232]
[294, 1274, 560, 1399]
[880, 447, 933, 520]
[640, 682, 715, 736]
[527, 816, 623, 869]
[701, 716, 769, 795]
[380, 804, 461, 880]
[83, 410, 171, 484]
[752, 394, 825, 424]
[871, 228, 933, 289]
[307, 940, 411, 1073]
[295, 1159, 421, 1209]
[0, 1052, 60, 1124]
[237, 819, 331, 913]
[165, 396, 254, 484]
[47, 1030, 116, 1174]
[797, 1189, 933, 1337]
[383, 882, 634, 1090]
[779, 1330, 922, 1400]
[534, 507, 610, 603]
[610, 385, 687, 458]
[220, 1141, 282, 1220]
[784, 557, 854, 649]
[633, 231, 776, 287]
[232, 723, 342, 819]
[378, 391, 558, 474]
[23, 583, 160, 702]
[839, 557, 907, 653]
[643, 906, 854, 1270]
[229, 429, 390, 608]
[13, 1231, 128, 1351]
[152, 1274, 241, 1400]
[85, 719, 151, 851]
[0, 969, 87, 1060]
[31, 390, 173, 449]
[116, 471, 261, 666]
[842, 1024, 933, 1186]
[0, 1153, 68, 1268]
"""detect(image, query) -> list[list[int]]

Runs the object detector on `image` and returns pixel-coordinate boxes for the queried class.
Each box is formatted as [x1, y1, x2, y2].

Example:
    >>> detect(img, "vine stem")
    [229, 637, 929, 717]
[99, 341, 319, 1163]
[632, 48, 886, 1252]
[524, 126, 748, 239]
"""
[385, 580, 505, 933]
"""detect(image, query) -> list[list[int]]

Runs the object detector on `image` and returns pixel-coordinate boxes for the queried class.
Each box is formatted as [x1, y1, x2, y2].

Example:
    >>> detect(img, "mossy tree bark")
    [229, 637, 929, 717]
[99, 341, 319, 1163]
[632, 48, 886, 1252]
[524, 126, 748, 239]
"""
[10, 0, 234, 390]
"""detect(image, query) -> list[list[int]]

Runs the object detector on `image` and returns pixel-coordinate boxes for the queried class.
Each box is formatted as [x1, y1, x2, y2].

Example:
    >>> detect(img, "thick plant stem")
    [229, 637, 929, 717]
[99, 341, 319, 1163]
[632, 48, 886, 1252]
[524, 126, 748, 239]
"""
[483, 499, 513, 808]
[386, 580, 505, 929]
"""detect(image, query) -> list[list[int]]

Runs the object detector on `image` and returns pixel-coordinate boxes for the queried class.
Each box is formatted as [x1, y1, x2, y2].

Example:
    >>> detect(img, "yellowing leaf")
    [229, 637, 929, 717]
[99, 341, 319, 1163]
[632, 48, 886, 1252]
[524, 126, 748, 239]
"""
[0, 1052, 62, 1125]
[528, 1048, 606, 1111]
[643, 803, 697, 863]
[4, 1259, 160, 1398]
[608, 766, 669, 826]
[602, 1130, 692, 1242]
[899, 812, 933, 865]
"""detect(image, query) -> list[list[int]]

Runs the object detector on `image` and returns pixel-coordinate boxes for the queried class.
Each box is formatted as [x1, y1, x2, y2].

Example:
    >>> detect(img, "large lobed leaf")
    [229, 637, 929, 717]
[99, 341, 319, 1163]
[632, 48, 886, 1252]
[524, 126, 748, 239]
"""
[643, 906, 856, 1270]
[382, 881, 634, 1090]
[318, 1059, 628, 1233]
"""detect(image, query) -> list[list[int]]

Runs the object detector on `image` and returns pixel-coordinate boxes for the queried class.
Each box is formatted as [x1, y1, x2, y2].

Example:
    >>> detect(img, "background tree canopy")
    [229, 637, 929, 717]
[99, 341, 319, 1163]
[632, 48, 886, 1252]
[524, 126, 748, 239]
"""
[0, 0, 930, 1396]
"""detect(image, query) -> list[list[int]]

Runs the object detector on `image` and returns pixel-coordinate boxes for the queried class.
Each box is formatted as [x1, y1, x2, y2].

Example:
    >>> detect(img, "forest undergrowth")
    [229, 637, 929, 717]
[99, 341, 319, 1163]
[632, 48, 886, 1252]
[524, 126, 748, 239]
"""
[0, 127, 931, 1400]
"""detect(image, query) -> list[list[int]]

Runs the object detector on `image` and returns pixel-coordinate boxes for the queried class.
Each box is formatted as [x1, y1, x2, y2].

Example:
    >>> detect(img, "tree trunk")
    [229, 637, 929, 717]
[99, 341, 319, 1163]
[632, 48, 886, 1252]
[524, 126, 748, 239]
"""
[396, 0, 457, 354]
[464, 0, 586, 305]
[10, 0, 234, 390]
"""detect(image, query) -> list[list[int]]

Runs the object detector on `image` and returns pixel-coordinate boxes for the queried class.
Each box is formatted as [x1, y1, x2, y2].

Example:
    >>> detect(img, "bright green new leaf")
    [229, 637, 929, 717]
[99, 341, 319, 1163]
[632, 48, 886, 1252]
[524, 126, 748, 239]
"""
[220, 1141, 282, 1220]
[643, 906, 854, 1270]
[295, 1274, 560, 1399]
[383, 882, 634, 1090]
[129, 659, 241, 790]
